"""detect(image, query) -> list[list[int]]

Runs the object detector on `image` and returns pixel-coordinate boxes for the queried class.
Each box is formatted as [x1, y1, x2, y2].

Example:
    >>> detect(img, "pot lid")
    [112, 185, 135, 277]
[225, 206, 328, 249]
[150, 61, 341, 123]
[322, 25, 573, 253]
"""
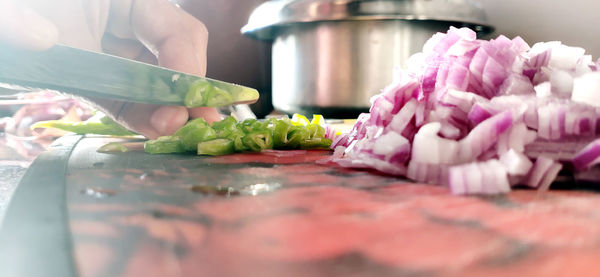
[242, 0, 494, 40]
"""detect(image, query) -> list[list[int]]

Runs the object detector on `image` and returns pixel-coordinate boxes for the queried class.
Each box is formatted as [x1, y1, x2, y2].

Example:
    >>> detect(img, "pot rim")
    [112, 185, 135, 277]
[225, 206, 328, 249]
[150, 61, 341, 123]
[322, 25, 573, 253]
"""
[242, 0, 494, 40]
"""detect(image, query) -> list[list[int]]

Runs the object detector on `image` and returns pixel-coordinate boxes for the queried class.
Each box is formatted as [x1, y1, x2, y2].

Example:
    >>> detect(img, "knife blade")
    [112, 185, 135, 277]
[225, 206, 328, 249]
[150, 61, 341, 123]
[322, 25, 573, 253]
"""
[0, 44, 259, 107]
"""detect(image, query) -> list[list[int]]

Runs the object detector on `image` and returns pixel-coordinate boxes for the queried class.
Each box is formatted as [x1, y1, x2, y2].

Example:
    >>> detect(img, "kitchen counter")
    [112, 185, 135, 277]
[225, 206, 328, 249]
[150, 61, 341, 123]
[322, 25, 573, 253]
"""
[2, 135, 600, 277]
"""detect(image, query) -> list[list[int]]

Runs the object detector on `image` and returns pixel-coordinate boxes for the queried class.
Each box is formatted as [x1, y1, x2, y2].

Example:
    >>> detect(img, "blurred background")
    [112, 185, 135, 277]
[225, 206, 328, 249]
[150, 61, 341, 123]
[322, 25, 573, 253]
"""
[174, 0, 600, 117]
[174, 0, 273, 117]
[480, 0, 600, 56]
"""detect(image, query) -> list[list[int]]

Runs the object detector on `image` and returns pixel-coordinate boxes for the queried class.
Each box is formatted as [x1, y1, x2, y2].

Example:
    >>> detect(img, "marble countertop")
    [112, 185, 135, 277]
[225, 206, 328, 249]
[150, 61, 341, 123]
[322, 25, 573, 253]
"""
[0, 163, 26, 224]
[0, 133, 43, 225]
[3, 135, 600, 277]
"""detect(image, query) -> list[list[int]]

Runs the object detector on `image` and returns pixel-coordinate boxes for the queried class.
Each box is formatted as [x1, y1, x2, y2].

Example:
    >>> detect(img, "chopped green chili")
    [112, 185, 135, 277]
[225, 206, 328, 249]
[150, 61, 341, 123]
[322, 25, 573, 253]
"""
[197, 139, 235, 156]
[173, 118, 217, 151]
[145, 136, 186, 154]
[97, 142, 129, 153]
[183, 80, 212, 107]
[242, 129, 274, 152]
[31, 116, 137, 136]
[204, 86, 234, 107]
[142, 113, 333, 155]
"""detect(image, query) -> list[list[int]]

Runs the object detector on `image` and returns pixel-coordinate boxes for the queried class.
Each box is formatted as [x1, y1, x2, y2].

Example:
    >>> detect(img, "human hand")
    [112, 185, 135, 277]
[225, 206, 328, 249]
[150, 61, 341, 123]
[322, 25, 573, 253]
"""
[0, 0, 222, 139]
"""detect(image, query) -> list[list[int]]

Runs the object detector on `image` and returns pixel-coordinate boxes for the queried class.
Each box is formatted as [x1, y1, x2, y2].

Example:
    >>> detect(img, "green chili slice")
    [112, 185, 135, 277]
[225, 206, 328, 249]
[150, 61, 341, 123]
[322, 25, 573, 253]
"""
[197, 139, 235, 156]
[212, 116, 238, 138]
[284, 127, 309, 149]
[145, 136, 185, 154]
[184, 80, 211, 107]
[300, 138, 333, 150]
[97, 142, 129, 153]
[272, 119, 293, 148]
[242, 129, 273, 152]
[174, 118, 217, 151]
[31, 116, 137, 136]
[204, 86, 234, 107]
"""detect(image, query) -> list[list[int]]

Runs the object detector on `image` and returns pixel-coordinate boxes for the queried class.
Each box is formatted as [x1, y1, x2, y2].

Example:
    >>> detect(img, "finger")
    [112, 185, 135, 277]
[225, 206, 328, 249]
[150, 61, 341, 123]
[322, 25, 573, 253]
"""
[150, 105, 190, 135]
[0, 1, 58, 50]
[128, 1, 223, 124]
[130, 0, 209, 76]
[101, 33, 144, 60]
[15, 0, 109, 51]
[101, 34, 158, 64]
[135, 48, 158, 65]
[107, 0, 218, 132]
[188, 107, 223, 124]
[104, 0, 136, 40]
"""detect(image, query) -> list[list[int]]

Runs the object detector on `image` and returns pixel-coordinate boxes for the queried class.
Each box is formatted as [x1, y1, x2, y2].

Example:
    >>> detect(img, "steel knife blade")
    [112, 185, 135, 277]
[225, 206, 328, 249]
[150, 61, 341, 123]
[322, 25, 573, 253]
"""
[0, 44, 259, 107]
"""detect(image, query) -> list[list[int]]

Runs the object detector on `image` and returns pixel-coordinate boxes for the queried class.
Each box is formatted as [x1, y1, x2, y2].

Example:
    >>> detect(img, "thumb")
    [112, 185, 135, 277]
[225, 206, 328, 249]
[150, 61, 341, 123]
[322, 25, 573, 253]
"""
[0, 1, 58, 50]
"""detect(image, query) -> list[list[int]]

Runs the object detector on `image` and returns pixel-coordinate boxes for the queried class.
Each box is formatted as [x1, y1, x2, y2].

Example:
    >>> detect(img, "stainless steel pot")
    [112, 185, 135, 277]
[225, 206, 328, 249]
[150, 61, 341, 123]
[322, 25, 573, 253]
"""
[243, 0, 494, 118]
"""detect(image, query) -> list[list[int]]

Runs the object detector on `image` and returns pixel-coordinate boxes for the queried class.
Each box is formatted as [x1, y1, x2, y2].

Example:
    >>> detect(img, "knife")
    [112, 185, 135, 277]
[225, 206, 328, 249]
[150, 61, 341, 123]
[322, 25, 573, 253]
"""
[0, 44, 259, 107]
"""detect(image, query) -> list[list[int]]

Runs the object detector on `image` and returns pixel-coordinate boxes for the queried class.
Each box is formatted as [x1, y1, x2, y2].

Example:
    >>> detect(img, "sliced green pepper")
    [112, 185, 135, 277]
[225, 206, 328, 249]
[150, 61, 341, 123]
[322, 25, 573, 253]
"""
[197, 139, 235, 156]
[242, 129, 273, 152]
[184, 80, 212, 107]
[86, 114, 334, 155]
[145, 136, 185, 154]
[204, 86, 234, 107]
[284, 127, 309, 149]
[31, 116, 137, 136]
[272, 118, 293, 148]
[300, 138, 333, 150]
[97, 142, 129, 153]
[306, 123, 326, 139]
[239, 119, 265, 133]
[212, 116, 238, 138]
[174, 118, 217, 151]
[229, 131, 249, 152]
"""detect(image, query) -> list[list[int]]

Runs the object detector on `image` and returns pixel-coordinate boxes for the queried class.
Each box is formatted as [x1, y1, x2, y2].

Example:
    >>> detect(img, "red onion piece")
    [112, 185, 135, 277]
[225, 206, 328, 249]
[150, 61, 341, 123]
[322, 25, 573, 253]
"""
[525, 156, 562, 189]
[500, 149, 533, 176]
[571, 72, 600, 106]
[448, 159, 509, 195]
[572, 139, 600, 171]
[331, 27, 600, 195]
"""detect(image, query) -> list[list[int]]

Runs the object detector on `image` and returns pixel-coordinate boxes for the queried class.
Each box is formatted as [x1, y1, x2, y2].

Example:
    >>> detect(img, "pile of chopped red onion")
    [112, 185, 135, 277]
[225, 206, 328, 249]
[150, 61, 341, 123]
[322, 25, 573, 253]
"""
[330, 27, 600, 195]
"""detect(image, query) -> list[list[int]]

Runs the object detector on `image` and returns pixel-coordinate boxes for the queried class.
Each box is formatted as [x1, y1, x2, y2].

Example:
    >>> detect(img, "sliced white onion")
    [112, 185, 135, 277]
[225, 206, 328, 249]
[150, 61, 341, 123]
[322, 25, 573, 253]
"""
[499, 73, 536, 95]
[387, 99, 418, 134]
[373, 132, 409, 158]
[525, 156, 559, 188]
[549, 69, 574, 97]
[448, 159, 509, 195]
[412, 122, 459, 164]
[535, 82, 552, 98]
[572, 139, 600, 171]
[459, 110, 513, 161]
[548, 44, 586, 70]
[500, 148, 533, 176]
[441, 89, 487, 113]
[538, 163, 563, 192]
[571, 72, 600, 107]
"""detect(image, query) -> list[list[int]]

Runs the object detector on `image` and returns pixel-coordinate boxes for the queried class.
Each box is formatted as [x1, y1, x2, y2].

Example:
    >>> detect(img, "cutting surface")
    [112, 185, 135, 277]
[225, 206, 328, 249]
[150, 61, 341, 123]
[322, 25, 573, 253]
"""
[4, 135, 600, 277]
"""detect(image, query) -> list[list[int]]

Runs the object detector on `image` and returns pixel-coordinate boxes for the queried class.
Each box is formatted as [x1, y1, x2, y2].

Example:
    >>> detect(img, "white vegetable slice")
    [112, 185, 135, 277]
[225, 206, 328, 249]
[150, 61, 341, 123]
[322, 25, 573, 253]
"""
[571, 72, 600, 107]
